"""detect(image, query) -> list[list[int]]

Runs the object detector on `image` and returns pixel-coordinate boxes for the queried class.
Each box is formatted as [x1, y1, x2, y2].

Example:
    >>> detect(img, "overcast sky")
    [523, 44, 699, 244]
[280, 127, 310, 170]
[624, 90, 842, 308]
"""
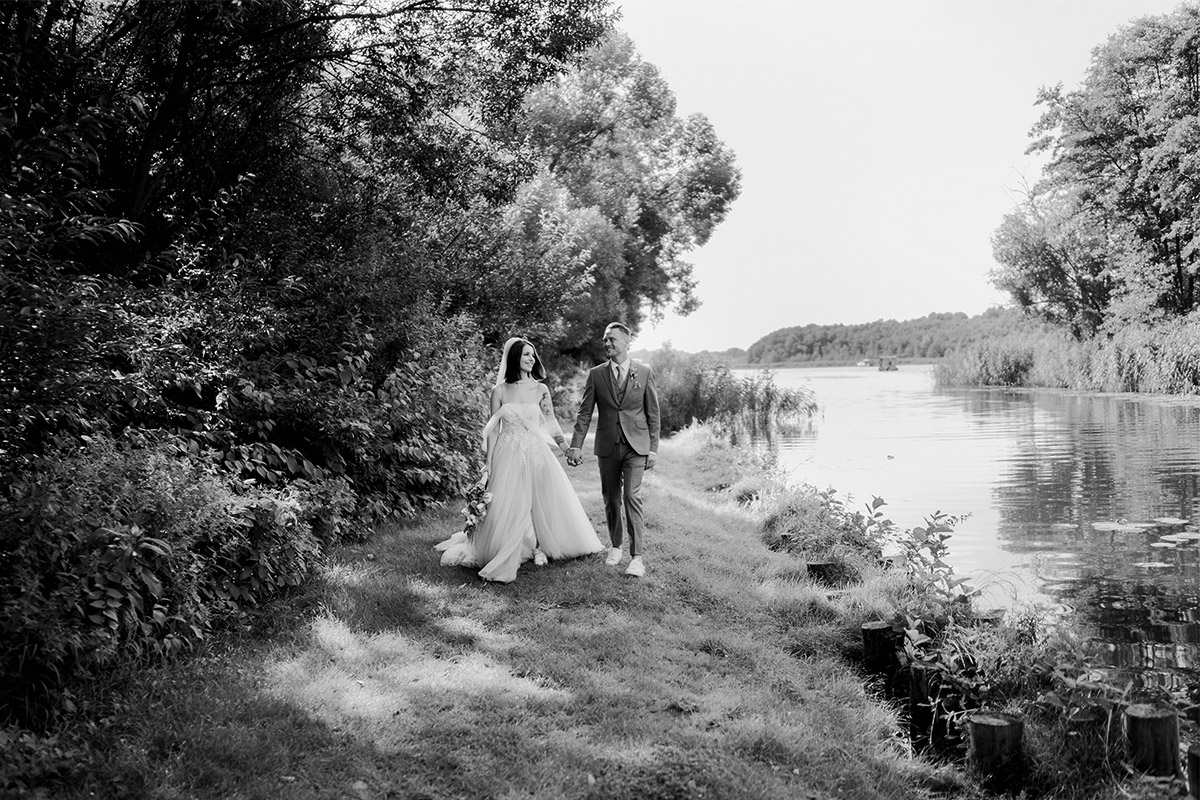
[616, 0, 1187, 352]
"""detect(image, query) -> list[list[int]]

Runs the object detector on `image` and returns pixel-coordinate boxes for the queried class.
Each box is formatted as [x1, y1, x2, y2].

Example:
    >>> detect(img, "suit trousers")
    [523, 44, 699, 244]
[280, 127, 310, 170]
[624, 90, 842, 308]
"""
[598, 438, 646, 556]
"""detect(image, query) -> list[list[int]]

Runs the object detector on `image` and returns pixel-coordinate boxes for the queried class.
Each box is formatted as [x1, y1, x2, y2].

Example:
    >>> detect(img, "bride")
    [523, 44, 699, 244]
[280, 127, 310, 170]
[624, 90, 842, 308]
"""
[435, 337, 603, 582]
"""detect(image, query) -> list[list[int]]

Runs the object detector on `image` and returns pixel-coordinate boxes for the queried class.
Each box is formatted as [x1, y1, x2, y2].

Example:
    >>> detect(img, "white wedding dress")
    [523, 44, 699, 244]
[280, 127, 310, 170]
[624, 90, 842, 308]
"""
[436, 392, 603, 583]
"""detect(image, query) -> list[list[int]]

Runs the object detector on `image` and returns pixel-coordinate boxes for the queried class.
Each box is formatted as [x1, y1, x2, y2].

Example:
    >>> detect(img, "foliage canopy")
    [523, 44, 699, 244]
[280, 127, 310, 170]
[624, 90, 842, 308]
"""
[993, 4, 1200, 335]
[0, 0, 743, 724]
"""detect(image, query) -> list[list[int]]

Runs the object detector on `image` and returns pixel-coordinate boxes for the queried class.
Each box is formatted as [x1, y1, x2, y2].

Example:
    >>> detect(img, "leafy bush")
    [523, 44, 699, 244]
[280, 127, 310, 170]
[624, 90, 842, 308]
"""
[757, 485, 887, 582]
[0, 434, 321, 725]
[0, 725, 94, 799]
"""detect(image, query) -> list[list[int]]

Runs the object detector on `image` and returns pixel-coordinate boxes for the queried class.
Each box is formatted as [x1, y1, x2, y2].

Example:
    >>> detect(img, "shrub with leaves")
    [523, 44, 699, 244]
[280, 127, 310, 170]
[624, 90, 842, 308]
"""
[760, 485, 887, 565]
[894, 511, 980, 653]
[0, 434, 319, 725]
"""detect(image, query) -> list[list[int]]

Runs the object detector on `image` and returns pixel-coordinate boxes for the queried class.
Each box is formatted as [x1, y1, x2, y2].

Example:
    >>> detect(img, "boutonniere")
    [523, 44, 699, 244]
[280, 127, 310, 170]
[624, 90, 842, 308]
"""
[630, 366, 641, 390]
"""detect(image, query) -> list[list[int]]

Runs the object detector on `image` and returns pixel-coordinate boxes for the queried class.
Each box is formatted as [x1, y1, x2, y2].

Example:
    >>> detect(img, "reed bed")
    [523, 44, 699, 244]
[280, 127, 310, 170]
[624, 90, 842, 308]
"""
[648, 348, 817, 435]
[936, 316, 1200, 394]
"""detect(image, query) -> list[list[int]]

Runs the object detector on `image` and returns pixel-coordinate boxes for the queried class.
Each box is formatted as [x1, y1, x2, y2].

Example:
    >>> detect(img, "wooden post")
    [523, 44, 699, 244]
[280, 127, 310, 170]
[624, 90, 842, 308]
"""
[1187, 743, 1199, 799]
[967, 711, 1024, 792]
[805, 560, 838, 586]
[861, 621, 896, 677]
[1124, 703, 1179, 777]
[908, 660, 938, 750]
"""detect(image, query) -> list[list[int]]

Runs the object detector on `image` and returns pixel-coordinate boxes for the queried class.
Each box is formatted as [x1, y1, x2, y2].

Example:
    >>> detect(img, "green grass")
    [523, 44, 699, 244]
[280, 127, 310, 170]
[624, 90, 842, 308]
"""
[17, 429, 974, 800]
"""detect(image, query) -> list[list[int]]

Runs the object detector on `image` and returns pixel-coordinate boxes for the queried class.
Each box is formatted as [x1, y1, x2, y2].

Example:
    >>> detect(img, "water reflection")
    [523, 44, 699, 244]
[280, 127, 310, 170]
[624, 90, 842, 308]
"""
[749, 366, 1200, 690]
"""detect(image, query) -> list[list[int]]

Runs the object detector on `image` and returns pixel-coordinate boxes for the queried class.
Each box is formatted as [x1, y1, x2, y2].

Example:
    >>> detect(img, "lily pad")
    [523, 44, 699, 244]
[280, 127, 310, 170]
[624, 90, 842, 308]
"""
[1132, 561, 1173, 568]
[1149, 541, 1178, 548]
[1153, 517, 1189, 525]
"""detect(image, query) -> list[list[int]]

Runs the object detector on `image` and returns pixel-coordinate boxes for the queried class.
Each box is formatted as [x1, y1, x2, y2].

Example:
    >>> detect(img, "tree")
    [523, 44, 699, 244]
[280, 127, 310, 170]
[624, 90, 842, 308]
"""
[519, 32, 741, 360]
[990, 186, 1113, 338]
[1017, 6, 1200, 328]
[1, 0, 615, 506]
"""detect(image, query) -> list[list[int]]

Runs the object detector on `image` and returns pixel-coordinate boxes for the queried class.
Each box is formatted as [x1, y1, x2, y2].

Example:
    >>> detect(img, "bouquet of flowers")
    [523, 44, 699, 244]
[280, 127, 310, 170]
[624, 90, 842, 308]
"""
[460, 476, 492, 537]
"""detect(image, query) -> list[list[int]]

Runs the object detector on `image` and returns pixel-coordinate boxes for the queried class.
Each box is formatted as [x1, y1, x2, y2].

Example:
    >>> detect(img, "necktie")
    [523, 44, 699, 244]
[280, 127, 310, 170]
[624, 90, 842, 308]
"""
[614, 364, 626, 402]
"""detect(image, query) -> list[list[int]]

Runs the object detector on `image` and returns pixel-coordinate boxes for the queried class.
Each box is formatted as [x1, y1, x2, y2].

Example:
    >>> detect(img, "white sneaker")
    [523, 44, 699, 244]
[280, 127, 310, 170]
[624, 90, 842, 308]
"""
[625, 557, 645, 577]
[533, 548, 547, 566]
[605, 547, 623, 566]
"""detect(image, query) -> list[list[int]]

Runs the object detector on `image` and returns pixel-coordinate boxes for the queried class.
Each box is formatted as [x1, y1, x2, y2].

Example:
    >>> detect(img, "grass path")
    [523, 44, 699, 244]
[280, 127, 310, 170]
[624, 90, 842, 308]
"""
[65, 434, 969, 799]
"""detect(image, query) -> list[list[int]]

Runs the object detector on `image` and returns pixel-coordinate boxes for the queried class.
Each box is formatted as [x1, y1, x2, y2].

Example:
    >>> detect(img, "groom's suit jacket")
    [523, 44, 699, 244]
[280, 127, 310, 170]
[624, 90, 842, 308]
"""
[571, 359, 661, 457]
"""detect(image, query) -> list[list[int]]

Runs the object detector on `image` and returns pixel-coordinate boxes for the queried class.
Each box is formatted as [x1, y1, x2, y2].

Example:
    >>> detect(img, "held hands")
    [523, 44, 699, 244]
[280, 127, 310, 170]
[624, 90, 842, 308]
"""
[566, 447, 582, 467]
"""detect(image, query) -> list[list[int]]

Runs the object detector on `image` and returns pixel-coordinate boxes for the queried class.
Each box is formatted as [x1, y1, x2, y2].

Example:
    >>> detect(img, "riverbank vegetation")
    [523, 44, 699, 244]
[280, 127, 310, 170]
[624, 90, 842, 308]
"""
[8, 427, 1194, 798]
[1, 0, 744, 749]
[726, 438, 1199, 800]
[935, 315, 1200, 392]
[646, 346, 818, 434]
[2, 431, 957, 799]
[948, 4, 1200, 393]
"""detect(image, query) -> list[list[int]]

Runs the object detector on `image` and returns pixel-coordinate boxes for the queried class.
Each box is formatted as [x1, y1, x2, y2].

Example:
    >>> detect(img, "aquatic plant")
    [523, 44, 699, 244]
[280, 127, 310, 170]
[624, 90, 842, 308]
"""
[647, 347, 817, 435]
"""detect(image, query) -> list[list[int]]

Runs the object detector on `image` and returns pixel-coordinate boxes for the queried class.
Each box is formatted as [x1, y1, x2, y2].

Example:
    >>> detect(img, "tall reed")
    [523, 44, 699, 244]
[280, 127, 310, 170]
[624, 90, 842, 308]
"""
[936, 316, 1200, 394]
[647, 347, 816, 435]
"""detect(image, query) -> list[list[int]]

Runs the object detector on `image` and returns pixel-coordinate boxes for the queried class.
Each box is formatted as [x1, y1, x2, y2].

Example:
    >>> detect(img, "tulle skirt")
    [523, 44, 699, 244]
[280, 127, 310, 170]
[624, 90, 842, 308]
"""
[436, 432, 603, 583]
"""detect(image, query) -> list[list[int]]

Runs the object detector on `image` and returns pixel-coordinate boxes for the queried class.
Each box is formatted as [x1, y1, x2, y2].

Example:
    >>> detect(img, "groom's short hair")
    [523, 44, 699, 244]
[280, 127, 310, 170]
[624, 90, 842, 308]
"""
[605, 322, 631, 338]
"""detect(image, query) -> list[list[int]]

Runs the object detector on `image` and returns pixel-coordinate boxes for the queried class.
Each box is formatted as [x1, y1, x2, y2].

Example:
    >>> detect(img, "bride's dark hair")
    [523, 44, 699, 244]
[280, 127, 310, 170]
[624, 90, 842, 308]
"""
[504, 338, 546, 383]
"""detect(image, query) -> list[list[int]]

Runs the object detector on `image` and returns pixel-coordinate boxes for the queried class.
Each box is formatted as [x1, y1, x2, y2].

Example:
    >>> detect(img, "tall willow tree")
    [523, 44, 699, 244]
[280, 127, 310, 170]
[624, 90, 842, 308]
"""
[997, 5, 1200, 332]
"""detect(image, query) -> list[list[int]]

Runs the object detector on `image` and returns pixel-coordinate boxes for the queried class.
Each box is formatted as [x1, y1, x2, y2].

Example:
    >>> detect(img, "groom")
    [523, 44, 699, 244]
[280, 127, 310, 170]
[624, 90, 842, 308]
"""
[567, 322, 660, 577]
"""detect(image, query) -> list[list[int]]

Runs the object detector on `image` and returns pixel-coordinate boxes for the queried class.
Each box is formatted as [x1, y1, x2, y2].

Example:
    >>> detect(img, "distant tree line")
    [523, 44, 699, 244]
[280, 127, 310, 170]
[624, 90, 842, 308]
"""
[743, 308, 1039, 365]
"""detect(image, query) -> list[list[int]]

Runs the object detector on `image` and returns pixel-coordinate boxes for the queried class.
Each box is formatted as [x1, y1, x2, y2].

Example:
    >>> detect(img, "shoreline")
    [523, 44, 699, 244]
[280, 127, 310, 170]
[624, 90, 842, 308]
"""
[21, 430, 962, 799]
[16, 427, 1194, 798]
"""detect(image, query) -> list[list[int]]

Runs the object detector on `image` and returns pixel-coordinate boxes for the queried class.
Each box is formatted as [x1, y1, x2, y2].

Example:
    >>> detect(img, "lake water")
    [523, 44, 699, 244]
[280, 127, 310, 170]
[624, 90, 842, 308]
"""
[745, 365, 1200, 689]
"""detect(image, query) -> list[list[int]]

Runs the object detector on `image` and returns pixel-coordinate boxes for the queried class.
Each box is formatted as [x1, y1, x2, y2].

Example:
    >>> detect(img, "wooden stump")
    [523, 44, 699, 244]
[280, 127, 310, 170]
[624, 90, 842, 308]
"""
[1187, 743, 1199, 799]
[861, 621, 896, 677]
[908, 660, 939, 750]
[1123, 703, 1179, 777]
[967, 711, 1024, 792]
[859, 623, 897, 690]
[805, 560, 838, 586]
